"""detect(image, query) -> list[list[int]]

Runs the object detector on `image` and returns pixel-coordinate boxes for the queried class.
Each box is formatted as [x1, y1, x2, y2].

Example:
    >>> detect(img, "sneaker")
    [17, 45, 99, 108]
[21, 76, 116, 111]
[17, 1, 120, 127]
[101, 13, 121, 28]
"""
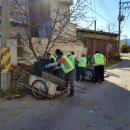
[95, 82, 98, 84]
[101, 82, 104, 84]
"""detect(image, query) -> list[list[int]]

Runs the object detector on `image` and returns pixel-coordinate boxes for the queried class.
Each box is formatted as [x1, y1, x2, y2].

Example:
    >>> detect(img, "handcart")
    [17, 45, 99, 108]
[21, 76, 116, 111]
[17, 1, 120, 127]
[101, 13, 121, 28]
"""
[28, 59, 86, 99]
[29, 71, 67, 99]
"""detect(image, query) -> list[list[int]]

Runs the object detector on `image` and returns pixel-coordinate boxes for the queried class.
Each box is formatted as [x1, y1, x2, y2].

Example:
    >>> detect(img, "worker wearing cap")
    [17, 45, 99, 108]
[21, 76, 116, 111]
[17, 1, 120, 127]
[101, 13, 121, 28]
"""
[46, 49, 75, 97]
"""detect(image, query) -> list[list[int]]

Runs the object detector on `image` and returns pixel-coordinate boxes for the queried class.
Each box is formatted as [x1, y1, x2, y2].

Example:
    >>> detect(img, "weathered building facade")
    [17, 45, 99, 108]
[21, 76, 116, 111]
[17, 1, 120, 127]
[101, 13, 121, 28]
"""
[1, 0, 86, 65]
[77, 29, 118, 57]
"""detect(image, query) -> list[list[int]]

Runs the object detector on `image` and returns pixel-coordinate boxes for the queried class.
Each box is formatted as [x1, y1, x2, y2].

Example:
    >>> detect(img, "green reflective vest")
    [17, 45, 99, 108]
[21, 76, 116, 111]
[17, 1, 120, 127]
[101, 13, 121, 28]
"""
[78, 57, 87, 67]
[61, 55, 74, 73]
[93, 53, 105, 66]
[50, 55, 56, 61]
[68, 55, 76, 66]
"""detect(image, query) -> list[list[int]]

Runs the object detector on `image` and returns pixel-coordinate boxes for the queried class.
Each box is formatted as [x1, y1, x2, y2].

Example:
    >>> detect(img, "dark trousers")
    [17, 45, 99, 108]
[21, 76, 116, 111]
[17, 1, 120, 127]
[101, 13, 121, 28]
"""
[77, 67, 86, 81]
[65, 69, 76, 95]
[94, 65, 104, 82]
[76, 67, 79, 80]
[53, 68, 65, 79]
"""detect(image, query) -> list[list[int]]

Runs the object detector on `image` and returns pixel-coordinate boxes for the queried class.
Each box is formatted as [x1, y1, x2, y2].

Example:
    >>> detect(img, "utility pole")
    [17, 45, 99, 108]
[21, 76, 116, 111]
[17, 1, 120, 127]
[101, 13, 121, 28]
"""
[93, 20, 96, 53]
[126, 35, 127, 46]
[118, 0, 130, 53]
[118, 0, 121, 53]
[1, 0, 11, 90]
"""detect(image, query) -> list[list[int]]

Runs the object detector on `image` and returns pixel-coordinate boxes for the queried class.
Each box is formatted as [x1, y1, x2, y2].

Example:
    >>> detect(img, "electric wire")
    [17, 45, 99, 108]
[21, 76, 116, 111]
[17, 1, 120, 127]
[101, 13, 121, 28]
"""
[97, 0, 113, 19]
[122, 10, 130, 28]
[93, 0, 96, 18]
[76, 0, 118, 33]
[86, 5, 114, 25]
[97, 0, 118, 32]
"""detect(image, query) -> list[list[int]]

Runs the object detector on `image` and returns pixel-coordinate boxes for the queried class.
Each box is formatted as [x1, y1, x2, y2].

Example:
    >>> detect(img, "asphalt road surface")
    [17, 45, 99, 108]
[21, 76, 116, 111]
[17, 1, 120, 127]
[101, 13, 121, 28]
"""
[0, 58, 130, 130]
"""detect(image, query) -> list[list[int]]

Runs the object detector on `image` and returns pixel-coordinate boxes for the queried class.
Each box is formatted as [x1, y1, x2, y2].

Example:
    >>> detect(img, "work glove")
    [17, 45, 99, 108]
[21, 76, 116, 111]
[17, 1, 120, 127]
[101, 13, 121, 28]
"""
[55, 66, 61, 69]
[45, 63, 52, 69]
[45, 62, 58, 69]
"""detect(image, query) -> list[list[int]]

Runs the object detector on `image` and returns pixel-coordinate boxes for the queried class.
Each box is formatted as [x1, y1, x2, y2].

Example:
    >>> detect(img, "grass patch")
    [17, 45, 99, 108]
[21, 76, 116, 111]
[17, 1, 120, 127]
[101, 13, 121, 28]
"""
[105, 54, 122, 67]
[0, 87, 30, 99]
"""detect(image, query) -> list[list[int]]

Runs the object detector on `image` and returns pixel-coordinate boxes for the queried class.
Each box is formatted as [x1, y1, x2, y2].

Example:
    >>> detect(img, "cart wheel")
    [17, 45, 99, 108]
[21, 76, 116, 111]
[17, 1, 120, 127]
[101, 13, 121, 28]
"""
[85, 69, 94, 81]
[31, 80, 48, 99]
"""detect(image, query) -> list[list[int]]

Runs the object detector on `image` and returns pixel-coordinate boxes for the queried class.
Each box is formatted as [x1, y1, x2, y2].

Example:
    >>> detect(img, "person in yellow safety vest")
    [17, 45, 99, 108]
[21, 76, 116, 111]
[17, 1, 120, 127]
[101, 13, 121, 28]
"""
[46, 49, 75, 97]
[47, 53, 56, 63]
[92, 51, 106, 84]
[68, 51, 78, 67]
[68, 51, 78, 80]
[77, 54, 87, 81]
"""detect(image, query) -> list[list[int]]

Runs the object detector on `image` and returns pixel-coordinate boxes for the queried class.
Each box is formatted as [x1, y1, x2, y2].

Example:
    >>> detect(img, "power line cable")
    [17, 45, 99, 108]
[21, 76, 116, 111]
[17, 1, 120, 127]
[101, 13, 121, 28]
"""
[97, 0, 113, 19]
[78, 1, 118, 33]
[114, 0, 119, 4]
[93, 0, 96, 18]
[96, 0, 116, 32]
[87, 5, 115, 25]
[96, 0, 119, 32]
[86, 20, 95, 28]
[122, 10, 130, 28]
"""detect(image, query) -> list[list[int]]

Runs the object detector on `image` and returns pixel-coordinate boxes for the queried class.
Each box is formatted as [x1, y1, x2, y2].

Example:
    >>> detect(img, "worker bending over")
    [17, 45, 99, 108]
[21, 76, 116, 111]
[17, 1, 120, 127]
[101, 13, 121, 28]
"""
[47, 53, 56, 63]
[46, 49, 75, 97]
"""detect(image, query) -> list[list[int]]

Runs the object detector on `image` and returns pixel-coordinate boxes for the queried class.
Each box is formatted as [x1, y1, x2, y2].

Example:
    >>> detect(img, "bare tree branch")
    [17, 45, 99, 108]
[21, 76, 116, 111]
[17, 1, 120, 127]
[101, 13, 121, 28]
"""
[10, 0, 89, 61]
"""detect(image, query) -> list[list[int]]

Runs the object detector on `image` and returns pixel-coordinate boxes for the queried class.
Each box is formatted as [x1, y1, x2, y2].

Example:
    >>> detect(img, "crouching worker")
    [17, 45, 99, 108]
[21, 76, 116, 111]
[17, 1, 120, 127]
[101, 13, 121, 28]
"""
[46, 49, 75, 97]
[47, 53, 56, 63]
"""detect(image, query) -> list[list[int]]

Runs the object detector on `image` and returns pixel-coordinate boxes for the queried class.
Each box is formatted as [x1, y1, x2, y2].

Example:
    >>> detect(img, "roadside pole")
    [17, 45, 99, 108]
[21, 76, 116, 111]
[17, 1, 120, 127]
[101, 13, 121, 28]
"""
[1, 0, 11, 90]
[118, 0, 130, 53]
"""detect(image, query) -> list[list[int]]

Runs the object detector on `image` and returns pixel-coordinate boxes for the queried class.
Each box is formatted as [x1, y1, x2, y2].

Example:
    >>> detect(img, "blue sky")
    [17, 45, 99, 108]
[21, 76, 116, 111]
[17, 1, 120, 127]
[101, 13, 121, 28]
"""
[74, 0, 130, 39]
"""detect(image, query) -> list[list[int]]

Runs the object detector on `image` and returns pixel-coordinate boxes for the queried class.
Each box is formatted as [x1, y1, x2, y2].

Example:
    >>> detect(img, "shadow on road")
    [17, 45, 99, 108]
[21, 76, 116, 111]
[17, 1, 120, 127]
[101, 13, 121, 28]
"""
[0, 79, 130, 130]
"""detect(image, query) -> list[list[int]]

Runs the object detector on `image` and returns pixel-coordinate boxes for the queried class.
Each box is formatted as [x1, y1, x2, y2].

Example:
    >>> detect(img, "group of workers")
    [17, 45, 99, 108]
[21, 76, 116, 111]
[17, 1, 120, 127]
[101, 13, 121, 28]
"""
[46, 49, 106, 97]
